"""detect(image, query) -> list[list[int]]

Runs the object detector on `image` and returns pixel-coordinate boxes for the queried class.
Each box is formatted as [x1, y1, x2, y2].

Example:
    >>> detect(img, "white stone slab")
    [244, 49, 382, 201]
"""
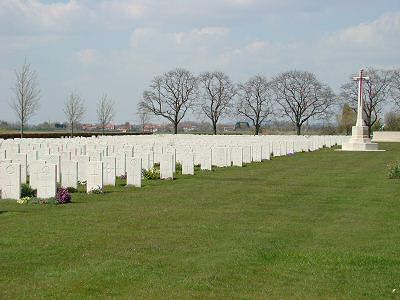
[231, 147, 243, 167]
[11, 153, 27, 184]
[182, 152, 194, 175]
[87, 161, 103, 193]
[126, 157, 142, 187]
[37, 163, 57, 199]
[61, 160, 78, 189]
[160, 153, 174, 180]
[76, 155, 89, 182]
[102, 156, 116, 186]
[0, 163, 21, 200]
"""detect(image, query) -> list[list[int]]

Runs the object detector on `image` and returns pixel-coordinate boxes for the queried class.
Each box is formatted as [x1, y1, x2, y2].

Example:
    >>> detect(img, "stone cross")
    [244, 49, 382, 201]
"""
[353, 69, 370, 127]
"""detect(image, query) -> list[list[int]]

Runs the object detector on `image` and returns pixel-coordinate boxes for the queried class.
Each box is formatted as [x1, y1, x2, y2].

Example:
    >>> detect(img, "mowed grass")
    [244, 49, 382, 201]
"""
[1, 143, 400, 299]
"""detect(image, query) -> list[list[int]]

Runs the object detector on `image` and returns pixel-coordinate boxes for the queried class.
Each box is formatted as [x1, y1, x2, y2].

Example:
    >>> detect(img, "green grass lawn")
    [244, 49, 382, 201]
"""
[1, 143, 400, 299]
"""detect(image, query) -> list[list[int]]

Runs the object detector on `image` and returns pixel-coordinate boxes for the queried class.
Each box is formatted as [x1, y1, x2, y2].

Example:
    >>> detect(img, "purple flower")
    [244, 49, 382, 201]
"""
[56, 187, 72, 204]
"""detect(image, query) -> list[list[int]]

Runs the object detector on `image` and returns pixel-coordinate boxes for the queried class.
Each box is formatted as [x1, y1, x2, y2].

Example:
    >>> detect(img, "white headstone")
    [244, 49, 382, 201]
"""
[102, 156, 116, 186]
[29, 160, 44, 189]
[126, 157, 142, 187]
[231, 147, 243, 167]
[0, 163, 21, 200]
[37, 163, 57, 199]
[212, 147, 229, 167]
[182, 152, 194, 175]
[160, 153, 174, 179]
[11, 153, 27, 184]
[200, 148, 212, 171]
[76, 155, 89, 182]
[87, 161, 103, 193]
[61, 160, 78, 189]
[252, 144, 262, 162]
[44, 155, 61, 182]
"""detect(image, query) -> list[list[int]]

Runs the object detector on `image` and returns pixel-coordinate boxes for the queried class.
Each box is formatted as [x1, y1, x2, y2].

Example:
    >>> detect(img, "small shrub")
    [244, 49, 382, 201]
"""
[66, 187, 78, 193]
[90, 186, 104, 194]
[78, 180, 87, 185]
[56, 187, 72, 204]
[17, 196, 30, 204]
[388, 161, 400, 179]
[142, 168, 160, 180]
[117, 174, 127, 180]
[175, 163, 182, 174]
[21, 183, 36, 198]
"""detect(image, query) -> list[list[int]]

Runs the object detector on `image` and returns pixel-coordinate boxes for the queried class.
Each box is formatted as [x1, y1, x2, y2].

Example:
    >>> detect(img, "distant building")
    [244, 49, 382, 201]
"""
[223, 125, 235, 132]
[55, 123, 67, 129]
[235, 122, 250, 130]
[104, 123, 115, 131]
[82, 124, 97, 131]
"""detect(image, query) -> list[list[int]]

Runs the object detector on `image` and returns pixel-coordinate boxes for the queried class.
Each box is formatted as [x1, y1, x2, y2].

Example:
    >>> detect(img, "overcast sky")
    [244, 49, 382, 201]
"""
[1, 0, 399, 124]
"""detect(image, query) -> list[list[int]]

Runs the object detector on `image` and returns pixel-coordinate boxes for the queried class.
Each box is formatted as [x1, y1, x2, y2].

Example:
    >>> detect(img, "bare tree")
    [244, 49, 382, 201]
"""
[137, 102, 152, 133]
[139, 68, 198, 134]
[198, 71, 236, 134]
[236, 75, 274, 135]
[63, 92, 86, 137]
[96, 94, 114, 134]
[272, 70, 335, 135]
[10, 60, 40, 137]
[341, 68, 393, 137]
[392, 69, 400, 111]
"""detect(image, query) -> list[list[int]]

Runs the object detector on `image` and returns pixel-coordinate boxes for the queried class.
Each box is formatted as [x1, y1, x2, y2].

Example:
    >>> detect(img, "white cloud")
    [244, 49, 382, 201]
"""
[0, 0, 85, 32]
[173, 27, 230, 45]
[323, 11, 400, 48]
[75, 49, 97, 65]
[99, 1, 147, 19]
[130, 27, 159, 48]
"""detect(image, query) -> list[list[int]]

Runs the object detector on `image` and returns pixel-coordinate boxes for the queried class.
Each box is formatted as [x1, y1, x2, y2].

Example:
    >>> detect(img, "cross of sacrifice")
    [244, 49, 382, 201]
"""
[353, 69, 370, 127]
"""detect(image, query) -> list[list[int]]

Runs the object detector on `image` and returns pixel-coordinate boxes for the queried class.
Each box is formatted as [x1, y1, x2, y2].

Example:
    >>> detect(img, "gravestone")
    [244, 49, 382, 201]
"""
[37, 163, 57, 199]
[26, 150, 38, 176]
[182, 152, 194, 175]
[160, 153, 174, 179]
[126, 157, 142, 187]
[11, 153, 27, 184]
[29, 160, 44, 189]
[87, 161, 103, 193]
[76, 155, 89, 182]
[212, 147, 229, 167]
[200, 148, 212, 171]
[0, 163, 21, 200]
[252, 144, 262, 162]
[43, 155, 61, 182]
[115, 152, 126, 176]
[242, 145, 252, 163]
[102, 156, 116, 186]
[231, 147, 243, 167]
[61, 160, 78, 189]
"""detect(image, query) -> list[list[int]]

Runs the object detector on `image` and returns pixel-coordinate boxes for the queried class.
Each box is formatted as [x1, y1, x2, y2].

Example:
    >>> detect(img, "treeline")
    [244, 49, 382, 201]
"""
[8, 60, 400, 137]
[138, 68, 400, 137]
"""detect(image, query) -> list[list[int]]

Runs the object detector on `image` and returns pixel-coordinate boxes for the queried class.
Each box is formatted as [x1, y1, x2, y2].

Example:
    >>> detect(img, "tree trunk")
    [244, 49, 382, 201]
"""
[296, 124, 301, 135]
[212, 122, 217, 135]
[102, 126, 105, 135]
[255, 124, 260, 135]
[174, 122, 178, 134]
[20, 122, 24, 138]
[368, 125, 372, 138]
[71, 121, 74, 137]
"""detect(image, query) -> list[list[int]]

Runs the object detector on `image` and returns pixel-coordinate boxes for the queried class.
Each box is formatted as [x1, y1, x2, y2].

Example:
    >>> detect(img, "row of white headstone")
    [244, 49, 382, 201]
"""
[0, 134, 350, 200]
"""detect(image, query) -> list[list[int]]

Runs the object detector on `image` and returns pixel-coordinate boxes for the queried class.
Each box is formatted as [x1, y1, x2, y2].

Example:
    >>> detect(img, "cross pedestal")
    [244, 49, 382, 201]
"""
[341, 69, 380, 151]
